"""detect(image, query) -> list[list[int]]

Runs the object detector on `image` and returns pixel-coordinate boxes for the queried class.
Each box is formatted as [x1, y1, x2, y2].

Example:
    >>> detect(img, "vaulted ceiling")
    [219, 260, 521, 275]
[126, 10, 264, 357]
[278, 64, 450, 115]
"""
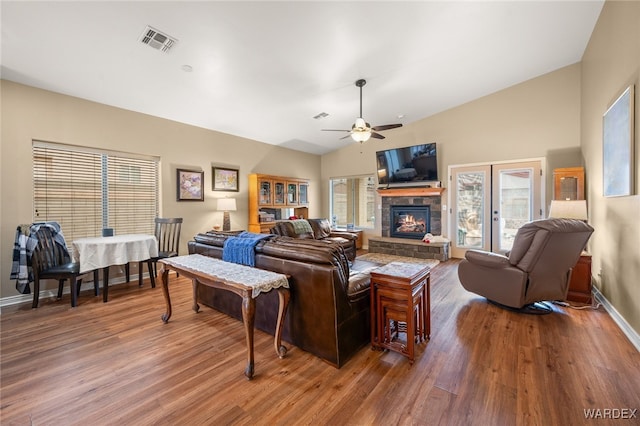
[1, 1, 604, 155]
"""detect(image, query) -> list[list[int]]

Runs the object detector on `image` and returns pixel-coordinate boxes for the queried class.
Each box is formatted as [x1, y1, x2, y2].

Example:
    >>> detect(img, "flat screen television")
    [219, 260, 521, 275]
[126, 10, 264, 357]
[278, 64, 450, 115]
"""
[376, 143, 438, 187]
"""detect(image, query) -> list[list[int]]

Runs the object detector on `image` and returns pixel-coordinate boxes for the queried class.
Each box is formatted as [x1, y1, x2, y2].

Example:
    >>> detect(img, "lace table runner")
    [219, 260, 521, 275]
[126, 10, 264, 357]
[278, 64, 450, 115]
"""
[162, 254, 289, 298]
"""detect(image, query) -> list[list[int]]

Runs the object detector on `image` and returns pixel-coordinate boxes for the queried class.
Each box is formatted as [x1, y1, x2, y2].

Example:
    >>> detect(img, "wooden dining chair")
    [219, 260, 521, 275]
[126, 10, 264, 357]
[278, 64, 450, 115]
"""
[150, 217, 183, 277]
[31, 226, 99, 308]
[128, 218, 183, 285]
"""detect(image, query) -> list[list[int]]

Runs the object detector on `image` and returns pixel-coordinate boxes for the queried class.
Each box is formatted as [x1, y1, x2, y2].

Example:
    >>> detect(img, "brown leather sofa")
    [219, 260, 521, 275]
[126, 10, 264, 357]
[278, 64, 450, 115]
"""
[458, 218, 594, 310]
[188, 231, 379, 368]
[270, 218, 358, 261]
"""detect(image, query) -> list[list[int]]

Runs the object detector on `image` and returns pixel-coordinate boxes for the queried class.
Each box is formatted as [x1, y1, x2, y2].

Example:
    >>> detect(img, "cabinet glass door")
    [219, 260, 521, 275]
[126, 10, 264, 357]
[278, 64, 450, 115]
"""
[287, 182, 298, 205]
[259, 179, 272, 205]
[298, 183, 308, 204]
[274, 181, 285, 205]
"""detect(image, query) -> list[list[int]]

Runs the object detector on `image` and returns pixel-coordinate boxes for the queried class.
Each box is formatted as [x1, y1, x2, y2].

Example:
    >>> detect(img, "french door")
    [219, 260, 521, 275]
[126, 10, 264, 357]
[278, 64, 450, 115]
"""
[450, 160, 543, 258]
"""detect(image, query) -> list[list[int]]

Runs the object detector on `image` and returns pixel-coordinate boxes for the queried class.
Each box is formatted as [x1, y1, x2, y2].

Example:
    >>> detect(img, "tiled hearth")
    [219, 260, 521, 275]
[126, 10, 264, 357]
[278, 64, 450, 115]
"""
[368, 237, 449, 261]
[372, 187, 449, 261]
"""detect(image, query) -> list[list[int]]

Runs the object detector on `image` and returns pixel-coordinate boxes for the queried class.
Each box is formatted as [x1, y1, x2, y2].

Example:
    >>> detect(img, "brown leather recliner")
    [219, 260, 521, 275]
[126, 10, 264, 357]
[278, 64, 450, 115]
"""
[270, 218, 357, 261]
[458, 218, 593, 310]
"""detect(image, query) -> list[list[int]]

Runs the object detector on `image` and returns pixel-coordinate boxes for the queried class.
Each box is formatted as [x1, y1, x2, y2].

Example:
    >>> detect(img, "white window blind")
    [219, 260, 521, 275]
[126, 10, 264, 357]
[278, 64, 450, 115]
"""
[33, 142, 159, 252]
[106, 155, 159, 235]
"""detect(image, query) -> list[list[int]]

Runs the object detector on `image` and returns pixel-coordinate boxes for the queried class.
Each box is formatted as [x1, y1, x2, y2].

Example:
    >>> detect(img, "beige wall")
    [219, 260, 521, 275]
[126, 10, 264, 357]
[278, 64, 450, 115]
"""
[581, 0, 640, 335]
[321, 0, 640, 336]
[321, 63, 583, 242]
[0, 81, 320, 300]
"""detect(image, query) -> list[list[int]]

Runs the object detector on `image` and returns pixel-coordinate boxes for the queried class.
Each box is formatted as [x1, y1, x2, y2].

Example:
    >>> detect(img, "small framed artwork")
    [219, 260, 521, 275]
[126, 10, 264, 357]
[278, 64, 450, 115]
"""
[177, 169, 204, 201]
[603, 85, 635, 197]
[212, 167, 239, 192]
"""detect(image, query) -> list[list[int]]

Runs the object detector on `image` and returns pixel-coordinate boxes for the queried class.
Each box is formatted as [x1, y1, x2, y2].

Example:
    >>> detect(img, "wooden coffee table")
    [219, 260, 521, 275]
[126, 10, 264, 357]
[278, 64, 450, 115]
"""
[370, 261, 431, 364]
[159, 254, 290, 379]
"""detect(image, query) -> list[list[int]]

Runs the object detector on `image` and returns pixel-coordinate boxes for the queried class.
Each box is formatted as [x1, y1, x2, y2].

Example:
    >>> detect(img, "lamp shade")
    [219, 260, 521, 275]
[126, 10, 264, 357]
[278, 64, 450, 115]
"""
[548, 200, 588, 220]
[217, 198, 237, 212]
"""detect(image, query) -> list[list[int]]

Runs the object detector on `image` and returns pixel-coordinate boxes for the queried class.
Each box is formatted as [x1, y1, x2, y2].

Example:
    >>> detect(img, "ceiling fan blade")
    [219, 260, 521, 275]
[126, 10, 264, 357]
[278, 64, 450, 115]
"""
[340, 134, 353, 140]
[322, 129, 351, 132]
[370, 132, 385, 139]
[371, 123, 403, 132]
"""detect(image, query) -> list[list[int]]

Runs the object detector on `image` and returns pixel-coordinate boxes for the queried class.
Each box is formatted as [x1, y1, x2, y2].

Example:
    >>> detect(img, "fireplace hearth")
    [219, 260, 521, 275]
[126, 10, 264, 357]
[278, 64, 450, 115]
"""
[390, 205, 430, 239]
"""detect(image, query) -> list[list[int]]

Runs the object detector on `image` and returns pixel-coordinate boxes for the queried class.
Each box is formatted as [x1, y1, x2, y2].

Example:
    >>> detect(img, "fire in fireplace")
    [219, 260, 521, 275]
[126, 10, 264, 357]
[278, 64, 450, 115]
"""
[390, 205, 431, 239]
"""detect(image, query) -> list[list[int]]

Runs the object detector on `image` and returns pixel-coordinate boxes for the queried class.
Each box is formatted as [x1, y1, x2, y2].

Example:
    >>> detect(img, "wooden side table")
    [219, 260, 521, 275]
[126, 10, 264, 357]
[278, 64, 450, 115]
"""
[567, 252, 592, 303]
[370, 262, 431, 364]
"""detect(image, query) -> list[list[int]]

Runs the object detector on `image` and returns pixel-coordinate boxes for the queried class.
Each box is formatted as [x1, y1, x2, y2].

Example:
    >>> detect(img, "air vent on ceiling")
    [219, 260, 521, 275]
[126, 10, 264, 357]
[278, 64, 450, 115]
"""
[140, 26, 177, 53]
[313, 112, 329, 120]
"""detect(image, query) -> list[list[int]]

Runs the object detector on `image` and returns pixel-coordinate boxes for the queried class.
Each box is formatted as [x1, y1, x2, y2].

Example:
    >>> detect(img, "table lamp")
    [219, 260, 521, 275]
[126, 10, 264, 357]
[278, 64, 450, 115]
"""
[548, 200, 588, 221]
[217, 198, 237, 231]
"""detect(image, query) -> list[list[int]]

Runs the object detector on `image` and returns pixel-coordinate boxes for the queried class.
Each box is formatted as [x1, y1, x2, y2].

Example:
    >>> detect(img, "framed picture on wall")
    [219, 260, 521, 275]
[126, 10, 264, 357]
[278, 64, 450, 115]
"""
[177, 168, 204, 201]
[603, 85, 635, 197]
[212, 167, 239, 192]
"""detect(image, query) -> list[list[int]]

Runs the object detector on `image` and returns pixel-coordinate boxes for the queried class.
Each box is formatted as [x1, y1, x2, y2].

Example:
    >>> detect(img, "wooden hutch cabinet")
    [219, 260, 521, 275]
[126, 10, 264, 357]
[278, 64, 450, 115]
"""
[249, 173, 309, 234]
[553, 167, 584, 200]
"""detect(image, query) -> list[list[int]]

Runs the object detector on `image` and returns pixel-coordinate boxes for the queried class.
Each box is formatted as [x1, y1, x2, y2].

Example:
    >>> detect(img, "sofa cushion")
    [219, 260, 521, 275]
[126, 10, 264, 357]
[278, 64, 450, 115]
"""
[274, 221, 314, 239]
[308, 218, 332, 239]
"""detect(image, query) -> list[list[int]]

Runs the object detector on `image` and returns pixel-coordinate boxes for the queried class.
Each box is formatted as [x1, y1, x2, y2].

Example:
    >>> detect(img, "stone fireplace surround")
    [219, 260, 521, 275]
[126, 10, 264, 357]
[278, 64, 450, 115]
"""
[369, 187, 449, 261]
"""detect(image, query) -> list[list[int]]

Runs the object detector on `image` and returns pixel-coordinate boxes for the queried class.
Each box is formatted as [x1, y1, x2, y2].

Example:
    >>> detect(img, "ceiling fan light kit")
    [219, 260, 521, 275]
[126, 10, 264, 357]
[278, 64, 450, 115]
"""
[322, 79, 403, 144]
[351, 117, 372, 142]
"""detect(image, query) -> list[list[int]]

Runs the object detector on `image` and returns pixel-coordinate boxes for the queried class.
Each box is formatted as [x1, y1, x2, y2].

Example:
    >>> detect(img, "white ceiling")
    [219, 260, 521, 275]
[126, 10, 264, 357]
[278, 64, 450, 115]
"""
[1, 1, 604, 155]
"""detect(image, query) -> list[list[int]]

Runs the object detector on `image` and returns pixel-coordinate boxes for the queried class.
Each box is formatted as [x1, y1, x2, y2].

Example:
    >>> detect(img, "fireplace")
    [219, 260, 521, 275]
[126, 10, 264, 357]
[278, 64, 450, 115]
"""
[390, 205, 430, 240]
[379, 189, 442, 238]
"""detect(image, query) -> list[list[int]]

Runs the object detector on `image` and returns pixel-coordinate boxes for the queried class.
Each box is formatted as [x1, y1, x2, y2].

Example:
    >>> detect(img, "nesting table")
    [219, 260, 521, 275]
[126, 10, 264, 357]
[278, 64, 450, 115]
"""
[370, 261, 431, 364]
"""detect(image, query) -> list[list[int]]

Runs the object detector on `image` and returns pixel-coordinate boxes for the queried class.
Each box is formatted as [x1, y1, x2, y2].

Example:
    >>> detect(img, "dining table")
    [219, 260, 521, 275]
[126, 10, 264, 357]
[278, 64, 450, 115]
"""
[72, 234, 159, 302]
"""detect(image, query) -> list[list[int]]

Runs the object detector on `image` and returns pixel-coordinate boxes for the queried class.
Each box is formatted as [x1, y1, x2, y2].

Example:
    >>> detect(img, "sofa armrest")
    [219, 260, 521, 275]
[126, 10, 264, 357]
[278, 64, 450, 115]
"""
[329, 231, 357, 241]
[464, 250, 510, 269]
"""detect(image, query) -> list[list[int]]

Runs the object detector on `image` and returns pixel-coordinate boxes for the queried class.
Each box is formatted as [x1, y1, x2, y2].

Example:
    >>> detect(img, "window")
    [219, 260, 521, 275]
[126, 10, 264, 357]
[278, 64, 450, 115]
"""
[33, 141, 159, 253]
[330, 175, 376, 229]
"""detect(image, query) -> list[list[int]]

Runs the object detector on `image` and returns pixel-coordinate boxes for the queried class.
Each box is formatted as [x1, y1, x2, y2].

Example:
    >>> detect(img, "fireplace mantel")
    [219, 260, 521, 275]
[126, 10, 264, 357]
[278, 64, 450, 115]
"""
[377, 187, 445, 197]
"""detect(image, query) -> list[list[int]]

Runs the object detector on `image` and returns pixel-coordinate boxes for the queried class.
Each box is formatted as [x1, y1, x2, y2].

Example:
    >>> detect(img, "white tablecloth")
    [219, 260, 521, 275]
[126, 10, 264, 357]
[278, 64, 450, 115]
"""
[72, 234, 159, 273]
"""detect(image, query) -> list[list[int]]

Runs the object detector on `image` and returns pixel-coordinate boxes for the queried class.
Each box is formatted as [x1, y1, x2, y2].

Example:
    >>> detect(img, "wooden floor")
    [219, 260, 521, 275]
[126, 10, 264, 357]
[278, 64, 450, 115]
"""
[1, 259, 639, 425]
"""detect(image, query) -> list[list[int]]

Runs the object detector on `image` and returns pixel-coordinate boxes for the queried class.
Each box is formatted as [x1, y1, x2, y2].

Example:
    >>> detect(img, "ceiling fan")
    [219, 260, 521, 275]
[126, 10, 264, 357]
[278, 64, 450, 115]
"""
[322, 79, 403, 143]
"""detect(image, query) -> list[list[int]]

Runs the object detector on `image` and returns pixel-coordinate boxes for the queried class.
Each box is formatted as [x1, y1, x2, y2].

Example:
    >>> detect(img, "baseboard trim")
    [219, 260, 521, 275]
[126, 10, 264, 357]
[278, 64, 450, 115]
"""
[0, 274, 156, 311]
[593, 286, 640, 353]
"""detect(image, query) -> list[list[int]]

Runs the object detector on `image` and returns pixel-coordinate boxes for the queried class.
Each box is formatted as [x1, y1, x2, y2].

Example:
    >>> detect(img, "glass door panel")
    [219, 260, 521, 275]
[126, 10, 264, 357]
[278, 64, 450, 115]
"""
[451, 165, 491, 258]
[491, 162, 542, 254]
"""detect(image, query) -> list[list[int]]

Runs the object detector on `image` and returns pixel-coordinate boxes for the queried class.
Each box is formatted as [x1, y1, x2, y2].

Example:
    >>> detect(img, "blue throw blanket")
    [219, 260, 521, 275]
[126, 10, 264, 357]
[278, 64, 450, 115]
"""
[222, 231, 271, 267]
